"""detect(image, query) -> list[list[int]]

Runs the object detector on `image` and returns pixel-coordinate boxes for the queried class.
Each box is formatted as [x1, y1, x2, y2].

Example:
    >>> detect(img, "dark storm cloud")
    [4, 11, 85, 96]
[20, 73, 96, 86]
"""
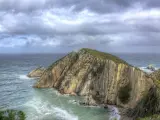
[0, 0, 132, 13]
[0, 0, 160, 53]
[0, 12, 137, 36]
[145, 0, 160, 8]
[0, 34, 10, 39]
[126, 32, 160, 46]
[1, 0, 159, 14]
[55, 0, 134, 13]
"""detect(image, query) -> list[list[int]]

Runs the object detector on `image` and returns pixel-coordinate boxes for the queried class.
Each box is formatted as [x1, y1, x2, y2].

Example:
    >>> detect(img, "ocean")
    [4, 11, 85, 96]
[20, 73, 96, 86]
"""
[0, 53, 159, 120]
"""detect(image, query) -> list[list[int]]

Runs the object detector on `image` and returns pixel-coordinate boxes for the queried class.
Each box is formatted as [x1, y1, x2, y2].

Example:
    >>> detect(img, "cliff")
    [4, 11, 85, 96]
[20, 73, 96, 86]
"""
[128, 69, 160, 119]
[34, 48, 154, 109]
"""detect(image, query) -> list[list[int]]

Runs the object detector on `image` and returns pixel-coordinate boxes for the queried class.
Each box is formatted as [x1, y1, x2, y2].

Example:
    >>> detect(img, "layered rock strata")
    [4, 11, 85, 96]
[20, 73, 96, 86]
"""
[34, 48, 154, 108]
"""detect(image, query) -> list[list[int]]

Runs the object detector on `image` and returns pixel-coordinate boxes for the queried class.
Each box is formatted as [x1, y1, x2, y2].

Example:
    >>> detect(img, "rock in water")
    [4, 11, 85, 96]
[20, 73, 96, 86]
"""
[80, 95, 97, 106]
[34, 48, 154, 108]
[28, 67, 45, 78]
[147, 64, 156, 71]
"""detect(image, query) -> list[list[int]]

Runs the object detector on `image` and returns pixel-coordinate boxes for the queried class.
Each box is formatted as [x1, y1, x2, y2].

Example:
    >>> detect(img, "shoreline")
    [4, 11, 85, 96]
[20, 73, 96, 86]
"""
[107, 105, 121, 120]
[108, 105, 133, 120]
[117, 107, 133, 120]
[33, 78, 131, 120]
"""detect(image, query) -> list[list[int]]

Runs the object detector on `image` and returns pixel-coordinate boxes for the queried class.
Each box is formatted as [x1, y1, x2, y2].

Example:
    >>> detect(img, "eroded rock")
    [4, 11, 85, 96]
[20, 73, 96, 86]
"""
[34, 48, 154, 109]
[28, 67, 45, 78]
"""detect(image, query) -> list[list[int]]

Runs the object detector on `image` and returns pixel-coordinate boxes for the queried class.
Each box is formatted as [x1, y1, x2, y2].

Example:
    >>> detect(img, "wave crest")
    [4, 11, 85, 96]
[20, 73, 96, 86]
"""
[19, 75, 32, 80]
[24, 98, 78, 120]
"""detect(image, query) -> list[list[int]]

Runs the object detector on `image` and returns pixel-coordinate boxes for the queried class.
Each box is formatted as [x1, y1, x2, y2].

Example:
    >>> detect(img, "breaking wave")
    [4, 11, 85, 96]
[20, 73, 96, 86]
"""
[19, 74, 32, 80]
[139, 67, 158, 73]
[24, 97, 78, 120]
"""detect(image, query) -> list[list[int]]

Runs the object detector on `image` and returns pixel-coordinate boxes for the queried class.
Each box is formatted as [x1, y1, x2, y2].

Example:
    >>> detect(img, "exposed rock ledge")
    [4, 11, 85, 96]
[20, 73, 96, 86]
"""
[32, 48, 156, 119]
[33, 48, 154, 107]
[28, 67, 45, 78]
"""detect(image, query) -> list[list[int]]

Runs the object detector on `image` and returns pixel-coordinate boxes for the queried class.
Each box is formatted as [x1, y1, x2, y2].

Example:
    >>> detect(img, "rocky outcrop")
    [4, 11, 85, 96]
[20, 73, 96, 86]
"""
[28, 67, 45, 78]
[34, 48, 154, 109]
[150, 69, 160, 81]
[126, 69, 160, 119]
[147, 64, 156, 71]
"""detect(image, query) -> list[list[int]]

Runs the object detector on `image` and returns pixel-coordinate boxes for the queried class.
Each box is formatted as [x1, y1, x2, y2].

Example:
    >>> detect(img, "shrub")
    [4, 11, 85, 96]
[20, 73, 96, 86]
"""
[127, 86, 160, 119]
[0, 109, 26, 120]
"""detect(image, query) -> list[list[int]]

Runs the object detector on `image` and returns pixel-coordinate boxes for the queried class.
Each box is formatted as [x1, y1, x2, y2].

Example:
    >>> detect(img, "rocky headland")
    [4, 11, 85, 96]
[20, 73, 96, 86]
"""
[29, 48, 160, 120]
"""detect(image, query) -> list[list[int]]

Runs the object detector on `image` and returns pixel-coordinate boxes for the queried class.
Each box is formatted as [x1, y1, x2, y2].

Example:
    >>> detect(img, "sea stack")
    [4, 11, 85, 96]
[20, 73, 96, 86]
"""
[34, 48, 154, 109]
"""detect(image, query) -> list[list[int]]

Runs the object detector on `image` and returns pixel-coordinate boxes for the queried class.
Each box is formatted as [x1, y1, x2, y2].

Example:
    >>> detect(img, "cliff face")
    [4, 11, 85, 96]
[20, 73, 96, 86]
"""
[34, 48, 154, 108]
[126, 69, 160, 119]
[150, 69, 160, 81]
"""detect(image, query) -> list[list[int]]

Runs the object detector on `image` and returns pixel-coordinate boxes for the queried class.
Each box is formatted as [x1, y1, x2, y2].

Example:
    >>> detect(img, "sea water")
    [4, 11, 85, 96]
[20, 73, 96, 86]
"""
[0, 53, 159, 120]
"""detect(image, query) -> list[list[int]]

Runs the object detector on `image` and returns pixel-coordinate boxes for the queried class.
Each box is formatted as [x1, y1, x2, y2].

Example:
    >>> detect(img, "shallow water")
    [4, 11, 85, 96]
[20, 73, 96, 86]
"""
[0, 54, 110, 120]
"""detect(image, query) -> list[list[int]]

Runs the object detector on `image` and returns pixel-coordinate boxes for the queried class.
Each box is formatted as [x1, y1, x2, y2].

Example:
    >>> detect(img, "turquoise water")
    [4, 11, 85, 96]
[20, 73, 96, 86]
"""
[0, 54, 110, 120]
[22, 88, 110, 120]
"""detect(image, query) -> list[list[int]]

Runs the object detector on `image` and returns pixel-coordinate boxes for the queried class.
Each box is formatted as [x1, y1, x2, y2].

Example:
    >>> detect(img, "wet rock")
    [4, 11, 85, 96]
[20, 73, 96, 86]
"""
[80, 95, 98, 106]
[147, 64, 156, 71]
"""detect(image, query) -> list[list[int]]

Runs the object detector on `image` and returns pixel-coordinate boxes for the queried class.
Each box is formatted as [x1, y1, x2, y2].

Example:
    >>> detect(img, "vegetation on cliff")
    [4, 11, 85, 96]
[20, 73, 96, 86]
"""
[127, 69, 160, 120]
[48, 48, 128, 71]
[80, 48, 128, 64]
[137, 114, 160, 120]
[33, 48, 155, 120]
[127, 86, 160, 119]
[0, 109, 25, 120]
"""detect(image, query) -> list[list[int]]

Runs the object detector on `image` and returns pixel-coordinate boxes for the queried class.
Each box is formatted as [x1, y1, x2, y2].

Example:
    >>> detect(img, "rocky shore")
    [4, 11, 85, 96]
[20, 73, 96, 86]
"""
[28, 48, 160, 120]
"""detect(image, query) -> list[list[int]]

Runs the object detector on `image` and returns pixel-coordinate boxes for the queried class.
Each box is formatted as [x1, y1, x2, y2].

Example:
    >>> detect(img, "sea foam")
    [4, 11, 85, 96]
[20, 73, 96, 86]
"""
[24, 97, 78, 120]
[19, 75, 32, 80]
[108, 105, 121, 120]
[139, 67, 158, 73]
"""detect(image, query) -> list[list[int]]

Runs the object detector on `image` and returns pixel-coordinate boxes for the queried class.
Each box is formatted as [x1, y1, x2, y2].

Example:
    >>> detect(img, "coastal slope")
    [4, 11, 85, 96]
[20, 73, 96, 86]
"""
[34, 48, 154, 108]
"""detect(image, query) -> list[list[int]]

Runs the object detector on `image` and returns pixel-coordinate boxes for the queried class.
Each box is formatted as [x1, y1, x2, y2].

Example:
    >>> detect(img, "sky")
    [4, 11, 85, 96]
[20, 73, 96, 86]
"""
[0, 0, 160, 53]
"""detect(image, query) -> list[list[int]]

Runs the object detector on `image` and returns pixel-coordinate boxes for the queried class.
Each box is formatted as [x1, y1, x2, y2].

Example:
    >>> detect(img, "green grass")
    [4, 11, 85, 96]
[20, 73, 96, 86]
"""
[137, 114, 160, 120]
[80, 48, 128, 64]
[47, 48, 138, 71]
[0, 109, 25, 120]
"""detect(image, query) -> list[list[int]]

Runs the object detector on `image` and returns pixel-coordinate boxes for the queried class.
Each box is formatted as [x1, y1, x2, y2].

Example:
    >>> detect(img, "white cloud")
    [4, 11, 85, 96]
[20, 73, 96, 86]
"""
[0, 0, 160, 53]
[121, 8, 160, 22]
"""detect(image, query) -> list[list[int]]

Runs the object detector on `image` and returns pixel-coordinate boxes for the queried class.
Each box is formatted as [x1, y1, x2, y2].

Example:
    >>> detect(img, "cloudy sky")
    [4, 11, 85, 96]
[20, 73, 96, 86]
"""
[0, 0, 160, 53]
